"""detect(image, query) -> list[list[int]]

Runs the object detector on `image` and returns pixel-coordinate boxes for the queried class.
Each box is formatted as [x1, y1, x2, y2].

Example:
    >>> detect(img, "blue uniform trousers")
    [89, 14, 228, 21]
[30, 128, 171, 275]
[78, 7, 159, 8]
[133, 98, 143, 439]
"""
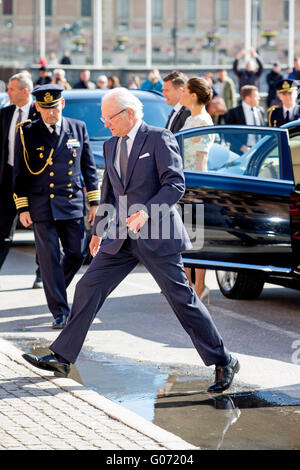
[50, 237, 230, 367]
[33, 218, 86, 319]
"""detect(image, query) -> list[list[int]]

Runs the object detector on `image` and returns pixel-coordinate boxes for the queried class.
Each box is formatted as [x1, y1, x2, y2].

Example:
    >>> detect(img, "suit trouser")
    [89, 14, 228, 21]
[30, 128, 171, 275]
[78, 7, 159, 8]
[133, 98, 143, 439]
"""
[51, 237, 231, 367]
[33, 218, 86, 319]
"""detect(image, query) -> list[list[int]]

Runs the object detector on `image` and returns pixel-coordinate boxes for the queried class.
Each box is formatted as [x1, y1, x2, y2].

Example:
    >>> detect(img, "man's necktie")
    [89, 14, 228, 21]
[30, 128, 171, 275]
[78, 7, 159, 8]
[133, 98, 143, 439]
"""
[285, 110, 290, 123]
[50, 124, 59, 142]
[166, 109, 175, 129]
[119, 135, 129, 184]
[15, 108, 22, 131]
[251, 107, 258, 126]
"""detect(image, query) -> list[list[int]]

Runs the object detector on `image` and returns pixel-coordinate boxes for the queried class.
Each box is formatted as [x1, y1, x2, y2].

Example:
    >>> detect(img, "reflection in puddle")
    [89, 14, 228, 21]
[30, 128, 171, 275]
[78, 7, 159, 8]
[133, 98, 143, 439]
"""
[14, 338, 300, 450]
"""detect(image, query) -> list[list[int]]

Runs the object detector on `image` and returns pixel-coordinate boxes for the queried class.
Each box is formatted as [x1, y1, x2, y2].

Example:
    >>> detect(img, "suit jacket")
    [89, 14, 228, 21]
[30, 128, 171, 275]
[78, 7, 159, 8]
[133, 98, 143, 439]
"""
[13, 116, 99, 222]
[92, 121, 192, 256]
[224, 104, 266, 155]
[224, 104, 266, 126]
[0, 102, 39, 185]
[268, 104, 300, 127]
[166, 106, 191, 133]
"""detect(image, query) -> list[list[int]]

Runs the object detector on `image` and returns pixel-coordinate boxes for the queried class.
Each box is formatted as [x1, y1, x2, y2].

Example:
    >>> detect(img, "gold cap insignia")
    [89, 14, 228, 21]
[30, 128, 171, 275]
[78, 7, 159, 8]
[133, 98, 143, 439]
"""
[44, 92, 53, 103]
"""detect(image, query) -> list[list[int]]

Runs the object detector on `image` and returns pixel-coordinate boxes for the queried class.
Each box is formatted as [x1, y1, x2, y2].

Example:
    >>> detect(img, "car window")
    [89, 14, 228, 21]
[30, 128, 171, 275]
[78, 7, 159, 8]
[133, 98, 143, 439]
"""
[180, 127, 283, 179]
[289, 134, 300, 182]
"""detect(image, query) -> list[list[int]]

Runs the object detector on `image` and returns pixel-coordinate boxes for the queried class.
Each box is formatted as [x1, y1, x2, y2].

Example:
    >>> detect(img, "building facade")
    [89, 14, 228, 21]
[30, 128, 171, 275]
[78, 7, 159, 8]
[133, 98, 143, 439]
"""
[0, 0, 299, 67]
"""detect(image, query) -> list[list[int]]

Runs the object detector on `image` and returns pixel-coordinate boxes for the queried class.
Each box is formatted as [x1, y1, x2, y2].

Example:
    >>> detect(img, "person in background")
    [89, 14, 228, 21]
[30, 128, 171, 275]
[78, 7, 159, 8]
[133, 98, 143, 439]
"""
[60, 51, 72, 65]
[34, 66, 52, 87]
[214, 69, 237, 123]
[141, 69, 163, 93]
[162, 70, 190, 133]
[51, 69, 72, 90]
[179, 77, 214, 303]
[233, 47, 263, 91]
[107, 75, 120, 89]
[0, 72, 41, 287]
[268, 79, 300, 127]
[48, 52, 58, 66]
[73, 70, 96, 90]
[266, 62, 283, 107]
[127, 75, 141, 89]
[96, 75, 108, 90]
[288, 57, 300, 80]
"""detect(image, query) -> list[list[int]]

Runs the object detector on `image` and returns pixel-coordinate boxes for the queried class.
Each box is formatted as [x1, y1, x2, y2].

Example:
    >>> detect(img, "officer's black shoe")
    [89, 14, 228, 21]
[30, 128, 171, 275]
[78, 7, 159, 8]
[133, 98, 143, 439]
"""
[22, 353, 70, 377]
[52, 315, 68, 329]
[207, 356, 240, 393]
[32, 276, 43, 289]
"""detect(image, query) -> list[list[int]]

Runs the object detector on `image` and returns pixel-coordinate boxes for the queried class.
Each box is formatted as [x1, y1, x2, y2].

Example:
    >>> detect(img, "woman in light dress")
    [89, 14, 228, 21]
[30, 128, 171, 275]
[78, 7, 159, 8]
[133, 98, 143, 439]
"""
[179, 77, 214, 303]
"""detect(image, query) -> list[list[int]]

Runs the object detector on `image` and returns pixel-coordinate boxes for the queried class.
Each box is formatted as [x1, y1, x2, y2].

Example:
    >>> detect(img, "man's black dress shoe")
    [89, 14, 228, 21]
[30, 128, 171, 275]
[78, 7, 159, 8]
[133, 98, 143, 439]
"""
[52, 315, 68, 329]
[22, 353, 70, 376]
[207, 356, 240, 393]
[32, 276, 43, 289]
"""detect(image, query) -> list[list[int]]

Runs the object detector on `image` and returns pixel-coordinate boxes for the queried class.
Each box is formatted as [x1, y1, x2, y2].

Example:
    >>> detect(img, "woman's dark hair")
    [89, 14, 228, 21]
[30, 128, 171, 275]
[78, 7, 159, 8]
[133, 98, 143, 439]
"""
[187, 77, 213, 105]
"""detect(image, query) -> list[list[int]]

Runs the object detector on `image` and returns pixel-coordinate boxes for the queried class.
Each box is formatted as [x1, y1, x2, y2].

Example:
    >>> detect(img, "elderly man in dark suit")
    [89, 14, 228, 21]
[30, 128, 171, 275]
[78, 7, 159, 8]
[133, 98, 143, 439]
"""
[162, 71, 191, 133]
[13, 84, 100, 329]
[22, 87, 240, 393]
[268, 79, 300, 127]
[0, 72, 41, 278]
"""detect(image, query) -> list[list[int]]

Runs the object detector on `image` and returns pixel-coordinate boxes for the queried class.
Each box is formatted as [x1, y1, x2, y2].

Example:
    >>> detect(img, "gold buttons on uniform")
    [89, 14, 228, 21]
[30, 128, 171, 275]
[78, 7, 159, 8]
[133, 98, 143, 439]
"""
[67, 183, 72, 188]
[50, 194, 55, 199]
[49, 172, 54, 177]
[68, 160, 73, 165]
[49, 183, 54, 188]
[68, 171, 72, 175]
[68, 194, 73, 199]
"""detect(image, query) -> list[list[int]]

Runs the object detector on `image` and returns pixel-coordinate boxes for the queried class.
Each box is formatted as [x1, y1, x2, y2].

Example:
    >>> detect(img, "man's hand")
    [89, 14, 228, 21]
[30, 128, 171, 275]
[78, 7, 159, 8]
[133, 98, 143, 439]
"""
[19, 211, 33, 228]
[89, 235, 101, 257]
[236, 49, 245, 60]
[88, 205, 99, 226]
[126, 211, 149, 234]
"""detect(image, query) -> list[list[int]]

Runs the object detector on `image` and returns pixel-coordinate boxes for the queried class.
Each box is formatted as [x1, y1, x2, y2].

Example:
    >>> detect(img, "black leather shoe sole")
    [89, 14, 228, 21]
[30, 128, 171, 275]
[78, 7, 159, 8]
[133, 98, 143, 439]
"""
[22, 353, 70, 377]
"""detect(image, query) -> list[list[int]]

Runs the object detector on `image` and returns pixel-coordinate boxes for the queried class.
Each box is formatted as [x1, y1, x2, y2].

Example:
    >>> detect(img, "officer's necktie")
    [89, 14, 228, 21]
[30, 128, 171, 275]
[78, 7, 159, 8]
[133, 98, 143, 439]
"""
[50, 124, 59, 142]
[119, 135, 129, 184]
[285, 110, 290, 123]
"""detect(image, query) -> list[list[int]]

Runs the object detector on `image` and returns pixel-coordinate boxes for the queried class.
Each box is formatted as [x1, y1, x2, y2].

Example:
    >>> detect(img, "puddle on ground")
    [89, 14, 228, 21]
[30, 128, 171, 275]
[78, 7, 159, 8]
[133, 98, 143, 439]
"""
[12, 338, 300, 450]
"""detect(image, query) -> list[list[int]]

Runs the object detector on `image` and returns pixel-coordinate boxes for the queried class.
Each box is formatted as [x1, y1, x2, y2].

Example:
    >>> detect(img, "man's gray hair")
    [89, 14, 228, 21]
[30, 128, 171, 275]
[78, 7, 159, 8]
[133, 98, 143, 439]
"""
[102, 87, 144, 119]
[9, 72, 33, 92]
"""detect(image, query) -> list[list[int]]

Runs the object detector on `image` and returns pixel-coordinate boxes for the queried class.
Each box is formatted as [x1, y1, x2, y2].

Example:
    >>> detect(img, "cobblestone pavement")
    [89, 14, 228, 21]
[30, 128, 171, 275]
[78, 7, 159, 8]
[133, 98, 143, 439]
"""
[0, 339, 198, 451]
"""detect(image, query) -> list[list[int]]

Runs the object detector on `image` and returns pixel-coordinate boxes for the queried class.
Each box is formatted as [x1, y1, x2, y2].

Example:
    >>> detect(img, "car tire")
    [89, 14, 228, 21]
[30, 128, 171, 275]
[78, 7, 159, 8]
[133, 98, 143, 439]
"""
[215, 271, 265, 299]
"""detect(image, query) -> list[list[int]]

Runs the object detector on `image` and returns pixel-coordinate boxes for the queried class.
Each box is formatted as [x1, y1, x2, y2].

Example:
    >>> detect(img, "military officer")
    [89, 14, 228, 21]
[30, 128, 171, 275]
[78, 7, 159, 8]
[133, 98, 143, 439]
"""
[268, 79, 300, 127]
[13, 84, 100, 329]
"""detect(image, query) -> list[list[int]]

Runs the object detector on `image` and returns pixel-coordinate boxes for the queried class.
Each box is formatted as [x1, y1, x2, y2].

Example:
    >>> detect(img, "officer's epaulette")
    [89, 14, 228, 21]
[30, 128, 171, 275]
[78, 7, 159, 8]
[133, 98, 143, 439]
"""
[16, 119, 32, 130]
[267, 105, 279, 114]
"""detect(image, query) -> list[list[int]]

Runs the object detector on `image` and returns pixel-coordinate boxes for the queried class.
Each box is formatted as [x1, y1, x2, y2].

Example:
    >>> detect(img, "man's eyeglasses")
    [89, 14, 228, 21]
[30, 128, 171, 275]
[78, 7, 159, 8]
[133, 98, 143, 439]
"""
[100, 108, 127, 123]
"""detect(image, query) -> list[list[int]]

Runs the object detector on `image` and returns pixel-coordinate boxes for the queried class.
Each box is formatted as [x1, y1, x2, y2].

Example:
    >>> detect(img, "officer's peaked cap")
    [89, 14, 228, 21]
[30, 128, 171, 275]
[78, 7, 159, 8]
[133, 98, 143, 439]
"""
[276, 79, 299, 93]
[32, 84, 64, 108]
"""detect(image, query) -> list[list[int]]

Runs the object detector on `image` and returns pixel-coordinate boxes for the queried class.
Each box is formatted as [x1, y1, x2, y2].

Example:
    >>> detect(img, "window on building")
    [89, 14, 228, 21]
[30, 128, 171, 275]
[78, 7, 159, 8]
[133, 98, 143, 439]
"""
[2, 0, 13, 15]
[217, 0, 229, 22]
[81, 0, 91, 17]
[283, 0, 289, 22]
[152, 0, 163, 19]
[186, 0, 196, 21]
[45, 0, 52, 16]
[118, 0, 129, 18]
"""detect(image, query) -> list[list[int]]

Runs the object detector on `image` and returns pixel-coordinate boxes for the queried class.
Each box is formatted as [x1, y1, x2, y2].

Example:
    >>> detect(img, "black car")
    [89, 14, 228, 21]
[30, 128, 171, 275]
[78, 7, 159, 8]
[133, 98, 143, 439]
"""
[175, 122, 300, 299]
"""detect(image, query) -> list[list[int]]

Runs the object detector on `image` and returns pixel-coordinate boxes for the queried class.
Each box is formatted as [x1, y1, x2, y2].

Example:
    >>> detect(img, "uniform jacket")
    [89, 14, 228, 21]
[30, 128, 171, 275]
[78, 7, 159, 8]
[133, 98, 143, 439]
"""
[13, 116, 100, 221]
[267, 104, 300, 127]
[0, 102, 39, 185]
[166, 106, 191, 133]
[92, 121, 192, 256]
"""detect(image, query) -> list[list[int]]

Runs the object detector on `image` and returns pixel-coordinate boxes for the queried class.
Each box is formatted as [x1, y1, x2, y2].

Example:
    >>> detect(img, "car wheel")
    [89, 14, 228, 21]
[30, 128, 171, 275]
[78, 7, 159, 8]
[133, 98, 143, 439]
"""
[215, 271, 264, 299]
